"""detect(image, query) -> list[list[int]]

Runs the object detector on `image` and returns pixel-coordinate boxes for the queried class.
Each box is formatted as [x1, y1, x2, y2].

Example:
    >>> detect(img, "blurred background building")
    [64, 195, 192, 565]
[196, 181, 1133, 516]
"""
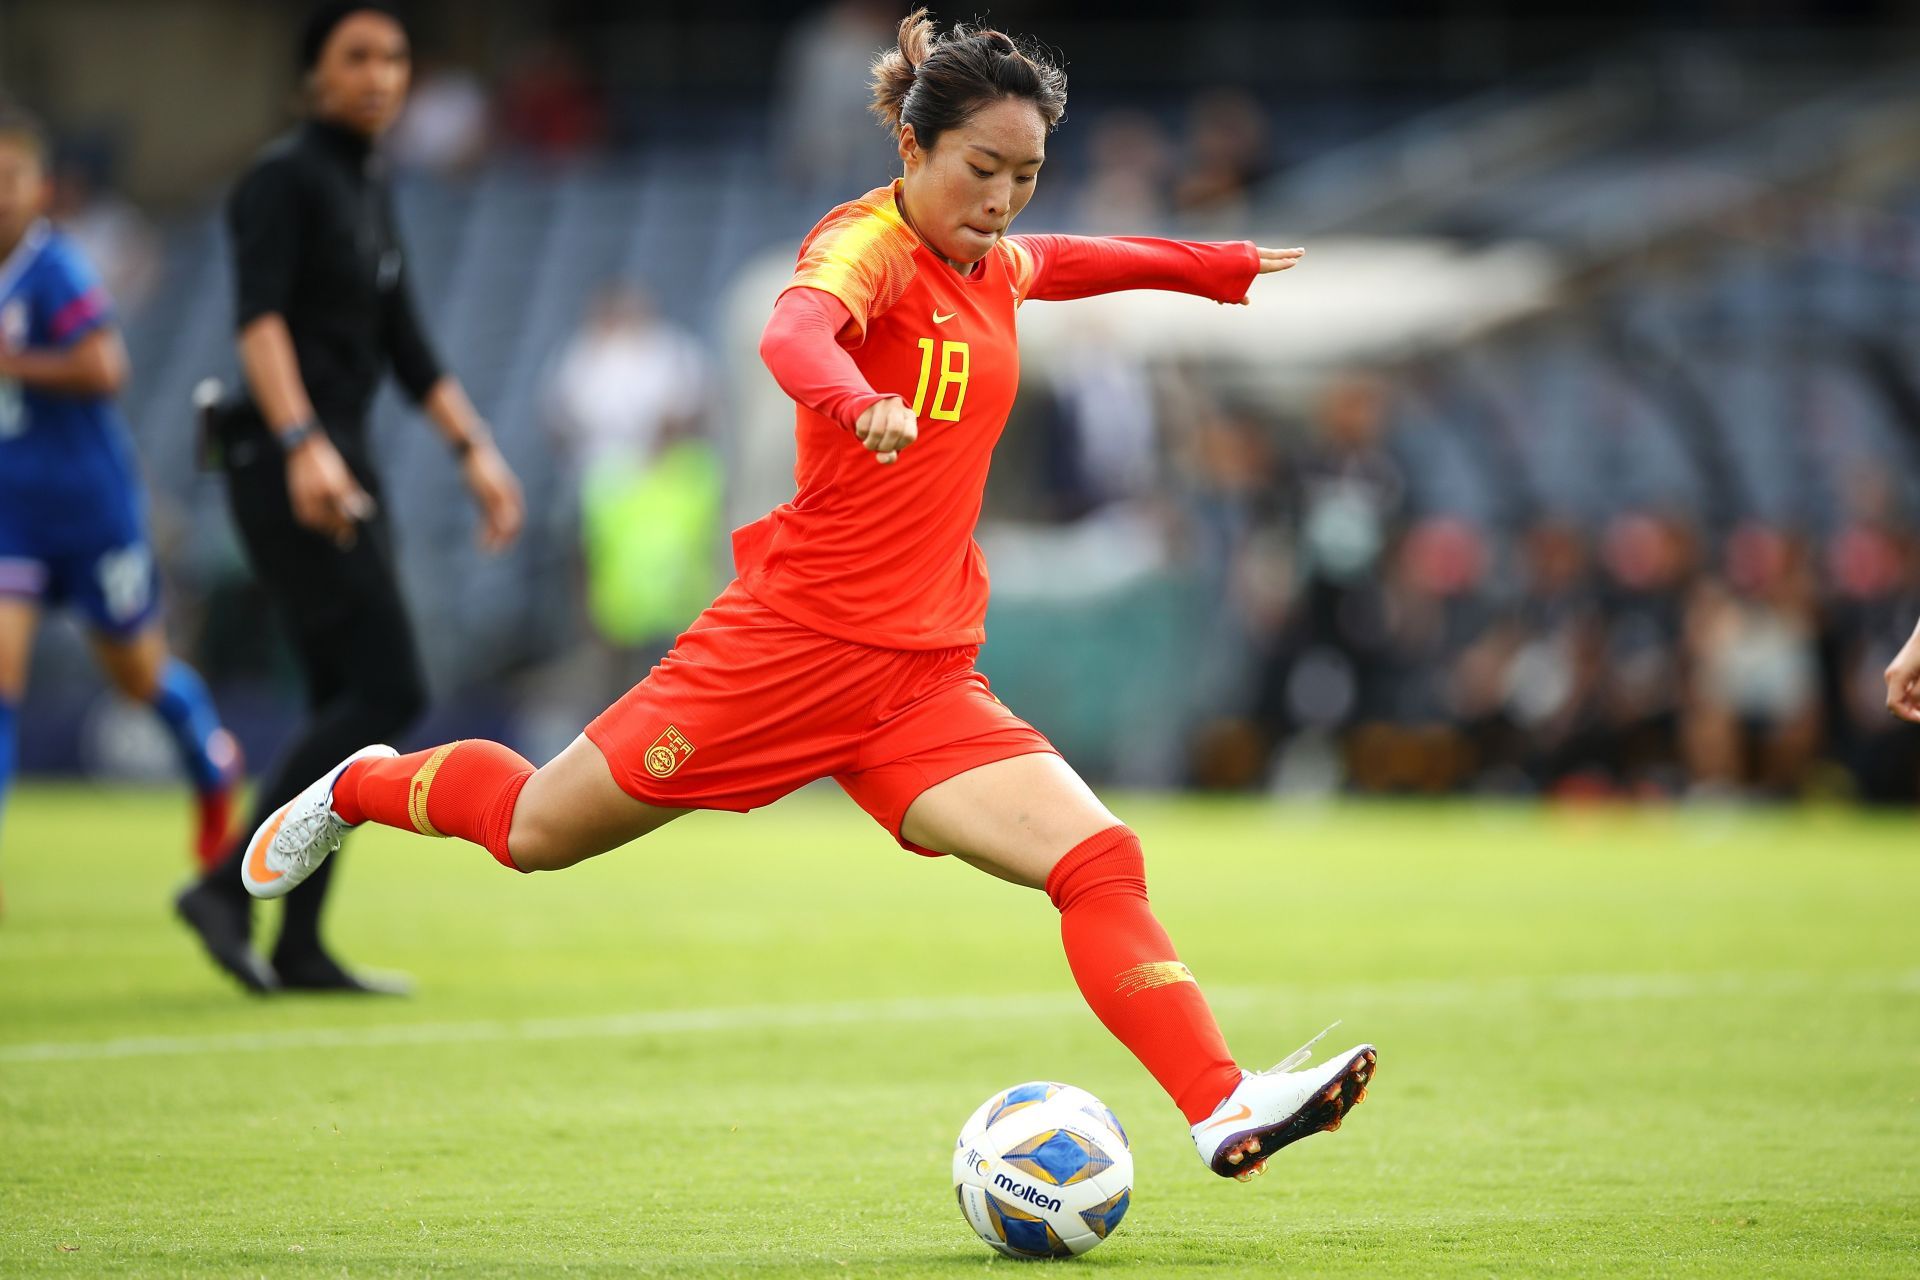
[7, 0, 1920, 800]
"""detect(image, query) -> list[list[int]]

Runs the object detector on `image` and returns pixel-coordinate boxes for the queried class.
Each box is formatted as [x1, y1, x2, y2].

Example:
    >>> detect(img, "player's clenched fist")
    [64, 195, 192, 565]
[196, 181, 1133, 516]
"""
[855, 395, 918, 465]
[1884, 617, 1920, 723]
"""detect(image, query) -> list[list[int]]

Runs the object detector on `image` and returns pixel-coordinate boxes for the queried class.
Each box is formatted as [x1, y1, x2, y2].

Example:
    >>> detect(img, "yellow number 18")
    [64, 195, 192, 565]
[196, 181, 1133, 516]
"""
[910, 338, 971, 422]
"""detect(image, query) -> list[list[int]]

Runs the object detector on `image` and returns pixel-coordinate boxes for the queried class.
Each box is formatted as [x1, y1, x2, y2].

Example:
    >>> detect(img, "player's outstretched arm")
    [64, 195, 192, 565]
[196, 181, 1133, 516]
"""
[1884, 617, 1920, 722]
[1007, 234, 1303, 306]
[0, 328, 128, 397]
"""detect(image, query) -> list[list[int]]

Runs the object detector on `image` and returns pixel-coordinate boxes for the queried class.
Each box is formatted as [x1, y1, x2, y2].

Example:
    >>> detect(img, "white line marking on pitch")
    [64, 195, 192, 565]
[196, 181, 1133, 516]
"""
[1, 969, 1912, 1065]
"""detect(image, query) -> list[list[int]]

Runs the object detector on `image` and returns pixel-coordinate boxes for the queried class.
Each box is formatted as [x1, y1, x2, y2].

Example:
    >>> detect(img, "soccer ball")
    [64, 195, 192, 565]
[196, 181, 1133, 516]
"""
[951, 1081, 1133, 1259]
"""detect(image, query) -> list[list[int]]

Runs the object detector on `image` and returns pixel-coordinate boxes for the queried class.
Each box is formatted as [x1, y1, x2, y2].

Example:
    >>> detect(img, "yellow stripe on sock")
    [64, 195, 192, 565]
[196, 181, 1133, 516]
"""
[1115, 961, 1195, 997]
[407, 743, 459, 837]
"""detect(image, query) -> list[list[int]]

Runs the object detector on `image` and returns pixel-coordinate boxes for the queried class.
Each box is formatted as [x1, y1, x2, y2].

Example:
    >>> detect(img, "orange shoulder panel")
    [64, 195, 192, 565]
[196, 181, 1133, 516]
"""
[998, 236, 1038, 304]
[782, 185, 921, 341]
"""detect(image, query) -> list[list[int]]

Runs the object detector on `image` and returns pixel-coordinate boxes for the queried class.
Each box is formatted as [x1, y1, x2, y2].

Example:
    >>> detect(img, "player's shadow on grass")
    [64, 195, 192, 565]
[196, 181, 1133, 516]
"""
[888, 1247, 1251, 1270]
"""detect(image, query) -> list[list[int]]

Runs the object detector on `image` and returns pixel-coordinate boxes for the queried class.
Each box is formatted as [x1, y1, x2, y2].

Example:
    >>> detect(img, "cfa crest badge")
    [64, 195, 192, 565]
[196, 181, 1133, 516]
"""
[645, 725, 695, 779]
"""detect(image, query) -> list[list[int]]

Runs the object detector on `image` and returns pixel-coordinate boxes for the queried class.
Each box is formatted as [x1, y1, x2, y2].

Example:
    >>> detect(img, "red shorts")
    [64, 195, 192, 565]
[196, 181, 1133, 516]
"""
[586, 580, 1056, 855]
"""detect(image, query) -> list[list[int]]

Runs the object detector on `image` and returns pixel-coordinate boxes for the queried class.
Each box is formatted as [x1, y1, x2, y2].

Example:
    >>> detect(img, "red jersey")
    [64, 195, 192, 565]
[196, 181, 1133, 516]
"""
[736, 181, 1259, 649]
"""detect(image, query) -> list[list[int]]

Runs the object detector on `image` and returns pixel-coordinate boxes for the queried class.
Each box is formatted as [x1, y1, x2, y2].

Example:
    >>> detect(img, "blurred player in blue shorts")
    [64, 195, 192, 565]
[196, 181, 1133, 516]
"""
[0, 109, 242, 892]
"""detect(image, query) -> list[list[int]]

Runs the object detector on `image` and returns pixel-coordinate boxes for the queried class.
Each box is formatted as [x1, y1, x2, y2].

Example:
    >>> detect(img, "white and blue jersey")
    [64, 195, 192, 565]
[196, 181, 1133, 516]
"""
[0, 219, 160, 636]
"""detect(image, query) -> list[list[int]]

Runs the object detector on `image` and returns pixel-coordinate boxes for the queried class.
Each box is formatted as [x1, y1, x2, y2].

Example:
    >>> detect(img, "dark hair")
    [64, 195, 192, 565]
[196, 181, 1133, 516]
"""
[300, 2, 405, 71]
[0, 105, 49, 166]
[870, 8, 1066, 150]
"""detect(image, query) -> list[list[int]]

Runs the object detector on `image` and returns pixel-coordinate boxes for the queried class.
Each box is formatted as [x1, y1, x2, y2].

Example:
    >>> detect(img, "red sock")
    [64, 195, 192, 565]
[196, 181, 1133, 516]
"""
[1048, 826, 1243, 1124]
[330, 740, 534, 871]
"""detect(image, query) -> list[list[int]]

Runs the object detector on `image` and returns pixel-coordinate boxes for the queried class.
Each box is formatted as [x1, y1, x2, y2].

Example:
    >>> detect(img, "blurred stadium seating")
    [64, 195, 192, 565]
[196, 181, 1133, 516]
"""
[9, 2, 1920, 800]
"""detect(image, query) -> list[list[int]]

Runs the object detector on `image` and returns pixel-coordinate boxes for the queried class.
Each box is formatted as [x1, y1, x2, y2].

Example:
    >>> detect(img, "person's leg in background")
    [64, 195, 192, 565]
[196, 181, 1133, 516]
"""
[261, 524, 427, 989]
[185, 506, 426, 997]
[90, 621, 243, 869]
[0, 593, 41, 917]
[178, 458, 423, 994]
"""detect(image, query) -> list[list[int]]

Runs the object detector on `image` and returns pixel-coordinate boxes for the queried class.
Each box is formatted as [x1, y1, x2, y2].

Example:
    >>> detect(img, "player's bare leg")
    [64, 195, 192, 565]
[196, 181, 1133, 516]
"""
[504, 734, 686, 870]
[900, 751, 1118, 889]
[88, 622, 167, 702]
[0, 596, 37, 701]
[902, 751, 1374, 1181]
[0, 597, 39, 918]
[91, 623, 243, 867]
[240, 731, 685, 897]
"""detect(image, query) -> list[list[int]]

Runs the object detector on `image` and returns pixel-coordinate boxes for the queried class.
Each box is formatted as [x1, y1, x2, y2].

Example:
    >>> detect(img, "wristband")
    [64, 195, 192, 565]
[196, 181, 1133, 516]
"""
[274, 419, 320, 453]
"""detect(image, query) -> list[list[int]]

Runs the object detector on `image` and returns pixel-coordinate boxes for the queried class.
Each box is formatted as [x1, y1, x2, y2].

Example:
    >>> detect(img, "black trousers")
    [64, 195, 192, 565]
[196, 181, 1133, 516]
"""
[203, 434, 427, 961]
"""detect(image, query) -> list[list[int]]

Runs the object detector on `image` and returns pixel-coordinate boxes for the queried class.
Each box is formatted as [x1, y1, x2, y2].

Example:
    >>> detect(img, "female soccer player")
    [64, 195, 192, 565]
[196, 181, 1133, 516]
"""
[240, 10, 1374, 1181]
[0, 110, 242, 881]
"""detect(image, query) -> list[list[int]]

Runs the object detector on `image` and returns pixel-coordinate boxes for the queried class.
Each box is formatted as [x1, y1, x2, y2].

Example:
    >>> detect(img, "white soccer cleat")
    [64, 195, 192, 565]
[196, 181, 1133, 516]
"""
[1191, 1028, 1376, 1181]
[238, 745, 396, 900]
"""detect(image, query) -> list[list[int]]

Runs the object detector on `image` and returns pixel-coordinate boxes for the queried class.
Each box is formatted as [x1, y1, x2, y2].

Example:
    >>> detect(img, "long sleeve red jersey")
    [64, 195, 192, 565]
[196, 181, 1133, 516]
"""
[739, 181, 1258, 649]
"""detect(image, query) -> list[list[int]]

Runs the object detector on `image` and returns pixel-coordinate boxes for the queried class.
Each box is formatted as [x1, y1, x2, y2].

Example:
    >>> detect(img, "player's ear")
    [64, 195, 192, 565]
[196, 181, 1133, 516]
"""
[897, 124, 922, 173]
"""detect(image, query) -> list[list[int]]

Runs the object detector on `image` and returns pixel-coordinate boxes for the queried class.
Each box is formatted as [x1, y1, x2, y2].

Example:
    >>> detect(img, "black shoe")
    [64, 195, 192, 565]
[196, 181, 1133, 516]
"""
[174, 880, 278, 994]
[270, 948, 413, 996]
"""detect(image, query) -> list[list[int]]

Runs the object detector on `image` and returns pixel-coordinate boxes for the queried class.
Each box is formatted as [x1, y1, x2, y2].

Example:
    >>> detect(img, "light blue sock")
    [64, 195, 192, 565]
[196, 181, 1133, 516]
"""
[149, 660, 229, 793]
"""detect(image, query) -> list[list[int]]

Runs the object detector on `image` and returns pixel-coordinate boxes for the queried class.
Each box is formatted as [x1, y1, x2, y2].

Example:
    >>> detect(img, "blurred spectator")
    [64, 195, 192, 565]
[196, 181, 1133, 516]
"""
[1075, 111, 1174, 231]
[1682, 524, 1821, 796]
[1039, 320, 1161, 520]
[1593, 511, 1699, 793]
[50, 157, 160, 317]
[549, 285, 707, 480]
[500, 40, 605, 159]
[1173, 89, 1273, 231]
[389, 62, 490, 174]
[545, 285, 718, 663]
[771, 0, 895, 192]
[1820, 470, 1920, 799]
[1245, 378, 1406, 768]
[1458, 522, 1610, 792]
[1347, 517, 1491, 792]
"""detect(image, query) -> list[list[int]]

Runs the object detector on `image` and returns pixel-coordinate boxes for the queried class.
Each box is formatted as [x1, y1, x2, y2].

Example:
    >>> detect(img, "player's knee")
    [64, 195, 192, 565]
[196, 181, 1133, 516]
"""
[96, 635, 165, 702]
[502, 781, 597, 873]
[504, 815, 591, 873]
[1044, 825, 1146, 912]
[111, 663, 162, 703]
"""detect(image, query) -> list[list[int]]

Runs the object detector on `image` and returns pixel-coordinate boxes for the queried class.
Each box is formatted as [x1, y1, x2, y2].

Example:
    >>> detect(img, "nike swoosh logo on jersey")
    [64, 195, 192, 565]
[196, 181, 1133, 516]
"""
[933, 310, 957, 324]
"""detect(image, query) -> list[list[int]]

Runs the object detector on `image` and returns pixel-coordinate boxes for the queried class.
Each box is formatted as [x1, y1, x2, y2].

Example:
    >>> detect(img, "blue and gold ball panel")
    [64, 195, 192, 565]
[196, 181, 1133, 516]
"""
[1081, 1101, 1129, 1150]
[984, 1081, 1060, 1128]
[984, 1191, 1074, 1259]
[1001, 1128, 1114, 1187]
[1079, 1187, 1131, 1241]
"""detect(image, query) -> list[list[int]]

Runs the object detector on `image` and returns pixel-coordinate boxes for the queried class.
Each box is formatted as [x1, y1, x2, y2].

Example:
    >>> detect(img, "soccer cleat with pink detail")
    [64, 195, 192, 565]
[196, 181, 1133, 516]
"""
[1190, 1025, 1376, 1180]
[238, 745, 395, 900]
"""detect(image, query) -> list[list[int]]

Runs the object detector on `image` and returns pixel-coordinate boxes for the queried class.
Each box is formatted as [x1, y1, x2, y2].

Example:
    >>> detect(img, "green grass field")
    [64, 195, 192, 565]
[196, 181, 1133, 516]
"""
[1, 786, 1916, 1277]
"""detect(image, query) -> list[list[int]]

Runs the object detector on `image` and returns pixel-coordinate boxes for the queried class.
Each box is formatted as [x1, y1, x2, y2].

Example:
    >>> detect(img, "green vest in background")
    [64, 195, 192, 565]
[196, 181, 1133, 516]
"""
[581, 441, 723, 647]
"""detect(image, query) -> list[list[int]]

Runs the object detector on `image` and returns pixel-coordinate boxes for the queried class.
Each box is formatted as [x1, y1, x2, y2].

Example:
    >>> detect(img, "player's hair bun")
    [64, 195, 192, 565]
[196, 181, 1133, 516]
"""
[870, 7, 936, 133]
[868, 7, 1067, 145]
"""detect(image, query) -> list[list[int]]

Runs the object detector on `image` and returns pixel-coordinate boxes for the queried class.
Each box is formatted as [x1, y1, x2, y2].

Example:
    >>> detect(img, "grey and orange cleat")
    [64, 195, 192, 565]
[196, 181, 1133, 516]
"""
[238, 745, 395, 899]
[1191, 1027, 1375, 1181]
